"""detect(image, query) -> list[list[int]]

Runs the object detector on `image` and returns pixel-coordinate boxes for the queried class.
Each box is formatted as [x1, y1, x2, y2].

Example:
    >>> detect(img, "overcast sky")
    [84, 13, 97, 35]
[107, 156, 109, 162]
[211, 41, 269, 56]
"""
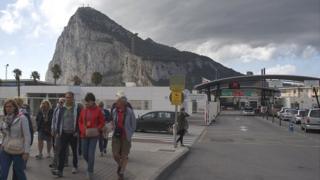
[0, 0, 319, 80]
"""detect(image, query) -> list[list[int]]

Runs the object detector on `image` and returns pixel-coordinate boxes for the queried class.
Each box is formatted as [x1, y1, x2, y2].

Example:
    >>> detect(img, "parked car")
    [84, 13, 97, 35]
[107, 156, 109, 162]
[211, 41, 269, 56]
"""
[136, 111, 175, 133]
[277, 107, 289, 118]
[301, 108, 320, 133]
[280, 109, 298, 121]
[242, 106, 255, 116]
[292, 109, 307, 124]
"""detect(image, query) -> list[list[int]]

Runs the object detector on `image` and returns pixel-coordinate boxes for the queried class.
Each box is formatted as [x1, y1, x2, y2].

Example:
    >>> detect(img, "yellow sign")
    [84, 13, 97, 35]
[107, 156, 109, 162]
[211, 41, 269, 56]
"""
[170, 91, 183, 105]
[170, 75, 185, 91]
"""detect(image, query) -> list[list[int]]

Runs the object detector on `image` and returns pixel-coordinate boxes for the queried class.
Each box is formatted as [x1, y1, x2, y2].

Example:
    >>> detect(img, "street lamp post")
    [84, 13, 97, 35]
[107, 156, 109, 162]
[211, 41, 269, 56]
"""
[5, 64, 9, 80]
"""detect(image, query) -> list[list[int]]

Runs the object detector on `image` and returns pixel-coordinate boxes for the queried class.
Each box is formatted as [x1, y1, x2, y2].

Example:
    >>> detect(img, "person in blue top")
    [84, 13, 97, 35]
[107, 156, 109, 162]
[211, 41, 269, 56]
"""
[98, 101, 110, 156]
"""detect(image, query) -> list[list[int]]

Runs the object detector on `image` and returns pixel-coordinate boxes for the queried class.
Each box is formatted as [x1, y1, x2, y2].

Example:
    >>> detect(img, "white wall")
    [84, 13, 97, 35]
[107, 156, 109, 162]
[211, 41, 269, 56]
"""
[0, 86, 174, 117]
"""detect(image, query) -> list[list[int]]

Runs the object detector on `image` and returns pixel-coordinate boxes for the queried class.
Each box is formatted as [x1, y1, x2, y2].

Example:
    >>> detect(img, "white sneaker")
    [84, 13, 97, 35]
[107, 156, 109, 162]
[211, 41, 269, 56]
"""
[72, 167, 78, 174]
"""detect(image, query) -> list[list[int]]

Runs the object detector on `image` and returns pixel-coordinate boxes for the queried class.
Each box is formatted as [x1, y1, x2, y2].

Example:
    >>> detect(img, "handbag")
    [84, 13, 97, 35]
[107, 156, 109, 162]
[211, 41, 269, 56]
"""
[3, 118, 25, 155]
[84, 110, 100, 138]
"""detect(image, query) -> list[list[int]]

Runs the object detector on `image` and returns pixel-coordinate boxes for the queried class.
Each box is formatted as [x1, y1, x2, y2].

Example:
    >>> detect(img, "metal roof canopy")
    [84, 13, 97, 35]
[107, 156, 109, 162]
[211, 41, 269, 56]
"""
[194, 74, 320, 90]
[209, 86, 280, 93]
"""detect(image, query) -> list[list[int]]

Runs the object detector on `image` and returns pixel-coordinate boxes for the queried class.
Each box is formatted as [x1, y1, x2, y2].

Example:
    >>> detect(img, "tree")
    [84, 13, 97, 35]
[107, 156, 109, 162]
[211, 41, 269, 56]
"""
[13, 68, 22, 97]
[91, 72, 103, 86]
[72, 75, 82, 86]
[30, 71, 40, 83]
[51, 64, 62, 85]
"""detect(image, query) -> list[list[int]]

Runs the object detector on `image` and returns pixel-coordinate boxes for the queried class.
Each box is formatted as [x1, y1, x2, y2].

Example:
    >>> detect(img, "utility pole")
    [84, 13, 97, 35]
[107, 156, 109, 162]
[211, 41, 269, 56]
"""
[313, 87, 320, 108]
[5, 64, 9, 80]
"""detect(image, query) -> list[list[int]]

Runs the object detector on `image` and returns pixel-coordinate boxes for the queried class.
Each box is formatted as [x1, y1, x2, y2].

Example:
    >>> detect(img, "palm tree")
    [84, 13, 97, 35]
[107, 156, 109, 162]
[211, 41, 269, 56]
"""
[72, 75, 82, 86]
[30, 71, 40, 83]
[51, 64, 62, 85]
[91, 72, 103, 86]
[13, 68, 22, 97]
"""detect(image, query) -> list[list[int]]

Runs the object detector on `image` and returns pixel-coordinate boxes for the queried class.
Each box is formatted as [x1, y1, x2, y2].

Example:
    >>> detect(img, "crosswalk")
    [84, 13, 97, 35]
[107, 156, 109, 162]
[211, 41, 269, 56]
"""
[131, 132, 196, 146]
[33, 131, 197, 146]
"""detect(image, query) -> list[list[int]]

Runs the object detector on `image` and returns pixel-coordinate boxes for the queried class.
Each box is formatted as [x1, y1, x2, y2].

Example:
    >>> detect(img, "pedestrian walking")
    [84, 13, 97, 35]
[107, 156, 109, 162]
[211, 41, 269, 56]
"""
[52, 92, 81, 177]
[176, 107, 189, 147]
[0, 99, 31, 180]
[12, 98, 34, 180]
[111, 96, 136, 180]
[50, 97, 66, 169]
[78, 93, 105, 179]
[35, 100, 53, 159]
[77, 103, 84, 157]
[98, 101, 111, 156]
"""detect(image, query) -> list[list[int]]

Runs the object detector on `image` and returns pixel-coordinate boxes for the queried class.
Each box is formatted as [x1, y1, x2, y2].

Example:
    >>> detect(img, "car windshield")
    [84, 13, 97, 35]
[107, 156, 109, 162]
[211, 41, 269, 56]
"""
[288, 110, 298, 114]
[310, 110, 320, 118]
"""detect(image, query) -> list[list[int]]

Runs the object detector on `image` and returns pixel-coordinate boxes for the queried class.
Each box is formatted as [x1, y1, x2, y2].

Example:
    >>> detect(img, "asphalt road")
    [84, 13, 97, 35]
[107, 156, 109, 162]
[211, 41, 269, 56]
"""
[167, 111, 320, 180]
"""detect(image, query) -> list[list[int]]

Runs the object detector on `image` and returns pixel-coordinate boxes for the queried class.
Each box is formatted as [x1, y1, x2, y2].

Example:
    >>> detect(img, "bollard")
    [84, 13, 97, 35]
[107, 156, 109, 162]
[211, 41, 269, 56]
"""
[289, 121, 294, 132]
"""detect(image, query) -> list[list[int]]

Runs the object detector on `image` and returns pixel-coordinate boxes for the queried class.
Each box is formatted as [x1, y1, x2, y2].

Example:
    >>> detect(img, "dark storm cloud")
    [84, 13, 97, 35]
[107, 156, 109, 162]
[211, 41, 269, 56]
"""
[99, 0, 320, 48]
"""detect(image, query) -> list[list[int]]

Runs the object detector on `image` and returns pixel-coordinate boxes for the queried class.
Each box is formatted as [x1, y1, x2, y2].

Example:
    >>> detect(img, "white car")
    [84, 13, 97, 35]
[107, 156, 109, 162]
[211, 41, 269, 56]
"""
[277, 107, 289, 118]
[301, 109, 320, 133]
[292, 110, 307, 124]
[280, 109, 298, 121]
[243, 107, 255, 116]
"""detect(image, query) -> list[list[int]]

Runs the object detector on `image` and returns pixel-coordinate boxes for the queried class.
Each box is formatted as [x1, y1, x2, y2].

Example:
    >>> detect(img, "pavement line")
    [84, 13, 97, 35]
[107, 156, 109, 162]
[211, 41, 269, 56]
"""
[198, 129, 207, 143]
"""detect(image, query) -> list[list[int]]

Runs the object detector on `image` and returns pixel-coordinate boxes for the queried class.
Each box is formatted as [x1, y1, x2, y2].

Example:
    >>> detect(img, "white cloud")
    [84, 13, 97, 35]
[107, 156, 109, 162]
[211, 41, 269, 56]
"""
[266, 64, 297, 75]
[9, 50, 16, 56]
[176, 40, 276, 63]
[38, 0, 101, 33]
[0, 0, 32, 33]
[302, 45, 318, 59]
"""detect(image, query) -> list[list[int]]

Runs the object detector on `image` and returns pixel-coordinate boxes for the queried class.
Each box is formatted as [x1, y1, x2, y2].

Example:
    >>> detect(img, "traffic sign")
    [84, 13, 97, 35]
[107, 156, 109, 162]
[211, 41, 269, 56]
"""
[170, 91, 184, 105]
[170, 75, 185, 91]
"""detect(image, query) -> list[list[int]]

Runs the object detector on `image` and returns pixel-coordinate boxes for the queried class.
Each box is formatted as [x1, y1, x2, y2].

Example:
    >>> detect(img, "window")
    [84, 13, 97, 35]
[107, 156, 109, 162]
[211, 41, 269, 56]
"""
[143, 112, 156, 119]
[158, 112, 172, 119]
[310, 110, 320, 118]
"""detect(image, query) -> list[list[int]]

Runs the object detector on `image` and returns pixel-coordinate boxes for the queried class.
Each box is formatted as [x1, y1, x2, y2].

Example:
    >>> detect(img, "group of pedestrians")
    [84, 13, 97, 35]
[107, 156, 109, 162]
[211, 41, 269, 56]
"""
[0, 91, 136, 180]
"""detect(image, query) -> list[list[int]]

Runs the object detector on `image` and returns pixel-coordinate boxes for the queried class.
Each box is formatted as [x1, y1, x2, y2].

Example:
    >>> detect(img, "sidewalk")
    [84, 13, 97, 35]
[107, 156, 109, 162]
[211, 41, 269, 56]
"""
[23, 117, 206, 180]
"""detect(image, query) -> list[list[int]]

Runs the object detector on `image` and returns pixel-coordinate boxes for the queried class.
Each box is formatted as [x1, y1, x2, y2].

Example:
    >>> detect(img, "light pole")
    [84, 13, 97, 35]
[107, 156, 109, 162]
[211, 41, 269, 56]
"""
[5, 64, 9, 80]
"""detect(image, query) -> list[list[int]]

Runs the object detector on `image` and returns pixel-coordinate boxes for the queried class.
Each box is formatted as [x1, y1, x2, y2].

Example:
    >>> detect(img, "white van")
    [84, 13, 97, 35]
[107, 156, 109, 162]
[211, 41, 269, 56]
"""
[301, 108, 320, 133]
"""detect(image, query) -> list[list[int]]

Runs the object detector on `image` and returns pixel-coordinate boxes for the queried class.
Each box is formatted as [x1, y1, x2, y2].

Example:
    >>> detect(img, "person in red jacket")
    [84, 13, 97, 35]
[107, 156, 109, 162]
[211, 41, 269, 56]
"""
[78, 93, 105, 179]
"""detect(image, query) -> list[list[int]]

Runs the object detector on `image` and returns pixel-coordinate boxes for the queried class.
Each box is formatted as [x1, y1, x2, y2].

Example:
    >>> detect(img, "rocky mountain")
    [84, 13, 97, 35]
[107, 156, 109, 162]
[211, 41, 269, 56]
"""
[45, 7, 242, 89]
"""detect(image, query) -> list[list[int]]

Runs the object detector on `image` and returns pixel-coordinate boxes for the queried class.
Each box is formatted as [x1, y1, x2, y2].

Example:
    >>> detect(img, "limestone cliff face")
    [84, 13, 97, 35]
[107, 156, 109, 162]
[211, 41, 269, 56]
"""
[45, 7, 242, 88]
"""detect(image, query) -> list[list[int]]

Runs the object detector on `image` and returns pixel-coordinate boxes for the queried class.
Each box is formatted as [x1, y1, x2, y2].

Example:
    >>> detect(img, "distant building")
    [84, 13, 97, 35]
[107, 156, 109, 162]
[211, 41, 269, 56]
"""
[279, 87, 320, 109]
[246, 71, 254, 76]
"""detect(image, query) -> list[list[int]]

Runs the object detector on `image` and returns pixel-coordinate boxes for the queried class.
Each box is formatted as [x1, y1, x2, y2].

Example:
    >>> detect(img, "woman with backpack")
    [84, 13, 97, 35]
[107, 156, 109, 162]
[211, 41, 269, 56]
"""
[0, 99, 31, 180]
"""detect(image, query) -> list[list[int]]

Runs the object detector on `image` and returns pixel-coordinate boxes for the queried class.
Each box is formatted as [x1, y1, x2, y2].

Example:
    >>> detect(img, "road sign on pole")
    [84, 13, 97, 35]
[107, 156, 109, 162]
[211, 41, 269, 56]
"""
[170, 75, 185, 91]
[170, 91, 184, 105]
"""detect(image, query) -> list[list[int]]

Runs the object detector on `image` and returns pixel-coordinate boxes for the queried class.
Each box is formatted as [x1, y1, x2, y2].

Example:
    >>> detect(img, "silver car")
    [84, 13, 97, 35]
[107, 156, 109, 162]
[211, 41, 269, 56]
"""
[280, 109, 297, 121]
[292, 110, 307, 124]
[301, 109, 320, 132]
[242, 106, 255, 116]
[277, 107, 289, 118]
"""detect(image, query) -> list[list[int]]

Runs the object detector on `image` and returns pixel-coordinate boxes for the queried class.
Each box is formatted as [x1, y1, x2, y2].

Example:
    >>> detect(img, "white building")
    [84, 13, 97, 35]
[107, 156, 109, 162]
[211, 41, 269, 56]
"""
[279, 87, 320, 109]
[0, 85, 175, 117]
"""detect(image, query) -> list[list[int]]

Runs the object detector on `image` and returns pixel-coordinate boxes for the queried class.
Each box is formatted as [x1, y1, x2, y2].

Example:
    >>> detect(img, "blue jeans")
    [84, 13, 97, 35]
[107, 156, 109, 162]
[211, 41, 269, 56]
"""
[0, 150, 26, 180]
[81, 138, 98, 173]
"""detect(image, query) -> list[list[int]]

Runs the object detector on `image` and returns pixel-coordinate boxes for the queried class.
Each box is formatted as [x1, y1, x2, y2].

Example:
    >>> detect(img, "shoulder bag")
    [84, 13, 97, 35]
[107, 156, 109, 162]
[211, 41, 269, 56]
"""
[84, 110, 100, 138]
